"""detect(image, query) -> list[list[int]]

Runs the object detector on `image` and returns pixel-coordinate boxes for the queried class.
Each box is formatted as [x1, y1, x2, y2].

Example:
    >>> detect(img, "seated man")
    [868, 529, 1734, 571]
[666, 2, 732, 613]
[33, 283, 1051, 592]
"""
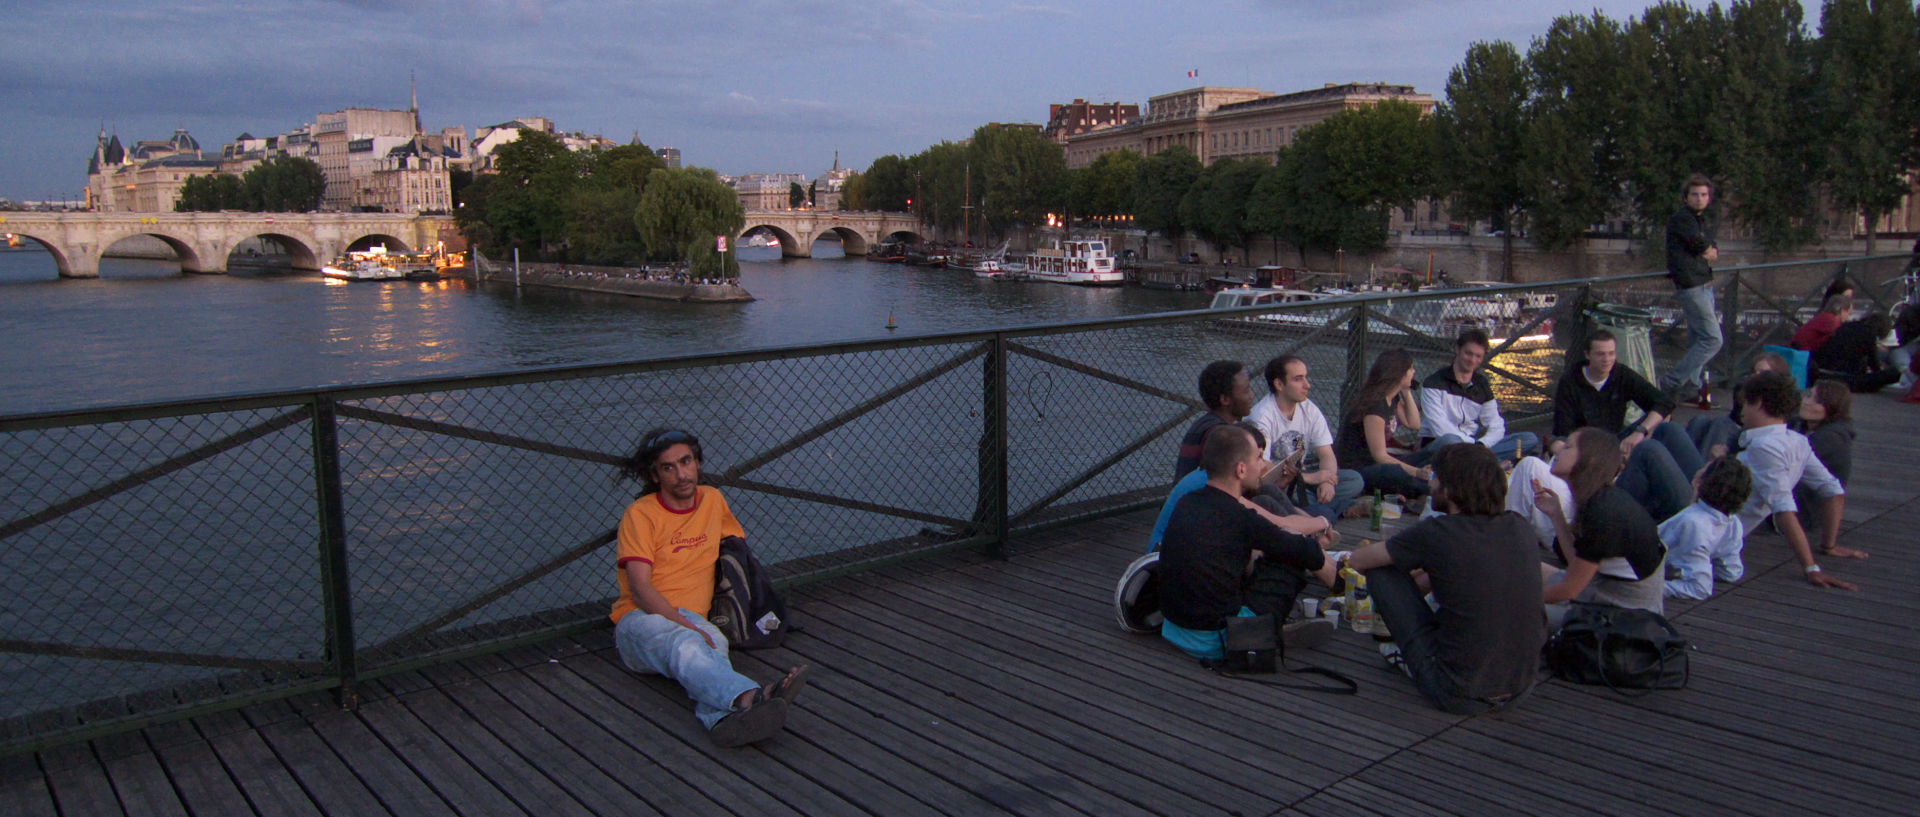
[1150, 422, 1333, 552]
[1812, 313, 1900, 393]
[1732, 373, 1865, 589]
[609, 429, 809, 747]
[1661, 456, 1753, 600]
[1158, 425, 1338, 661]
[1549, 330, 1701, 520]
[1174, 360, 1256, 479]
[1346, 443, 1545, 714]
[1791, 293, 1852, 352]
[1248, 354, 1364, 517]
[1420, 328, 1540, 462]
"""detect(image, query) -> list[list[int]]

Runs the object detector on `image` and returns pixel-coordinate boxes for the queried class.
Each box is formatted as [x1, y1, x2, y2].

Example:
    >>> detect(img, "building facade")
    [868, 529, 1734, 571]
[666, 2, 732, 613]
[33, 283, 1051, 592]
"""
[1063, 83, 1436, 169]
[1043, 99, 1139, 145]
[314, 108, 421, 210]
[730, 173, 807, 210]
[85, 128, 222, 212]
[654, 147, 681, 169]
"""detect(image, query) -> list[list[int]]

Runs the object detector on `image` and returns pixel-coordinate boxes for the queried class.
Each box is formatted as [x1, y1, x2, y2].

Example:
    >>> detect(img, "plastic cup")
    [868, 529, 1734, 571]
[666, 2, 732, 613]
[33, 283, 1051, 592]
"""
[1301, 598, 1320, 618]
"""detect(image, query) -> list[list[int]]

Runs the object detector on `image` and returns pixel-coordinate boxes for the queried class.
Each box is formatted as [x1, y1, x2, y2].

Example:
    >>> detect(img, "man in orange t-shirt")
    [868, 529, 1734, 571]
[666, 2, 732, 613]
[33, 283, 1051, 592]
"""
[610, 428, 808, 747]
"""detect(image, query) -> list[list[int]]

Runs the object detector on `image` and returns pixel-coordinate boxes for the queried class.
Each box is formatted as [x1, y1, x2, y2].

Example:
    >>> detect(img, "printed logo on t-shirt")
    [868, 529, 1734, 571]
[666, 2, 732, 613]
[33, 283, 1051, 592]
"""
[1273, 430, 1306, 462]
[670, 533, 707, 553]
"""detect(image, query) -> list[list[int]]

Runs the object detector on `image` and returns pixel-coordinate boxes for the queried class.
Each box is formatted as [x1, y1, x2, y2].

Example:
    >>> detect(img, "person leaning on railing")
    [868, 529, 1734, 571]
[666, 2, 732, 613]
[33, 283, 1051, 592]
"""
[1660, 173, 1724, 398]
[607, 428, 810, 747]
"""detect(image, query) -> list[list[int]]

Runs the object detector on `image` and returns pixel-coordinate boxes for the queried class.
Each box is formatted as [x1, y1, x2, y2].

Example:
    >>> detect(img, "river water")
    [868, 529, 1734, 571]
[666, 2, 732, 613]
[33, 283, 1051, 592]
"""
[0, 243, 1207, 414]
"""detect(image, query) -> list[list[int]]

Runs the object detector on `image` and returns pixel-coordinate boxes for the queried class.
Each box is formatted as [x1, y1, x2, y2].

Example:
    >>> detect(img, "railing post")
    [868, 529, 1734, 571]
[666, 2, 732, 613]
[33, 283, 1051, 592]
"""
[1719, 269, 1741, 385]
[1341, 305, 1370, 420]
[972, 334, 1010, 557]
[310, 394, 358, 708]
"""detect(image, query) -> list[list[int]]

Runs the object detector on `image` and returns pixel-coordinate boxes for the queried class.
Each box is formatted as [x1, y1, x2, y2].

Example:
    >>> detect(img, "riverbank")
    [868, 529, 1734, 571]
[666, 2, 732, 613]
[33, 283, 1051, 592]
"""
[479, 260, 754, 303]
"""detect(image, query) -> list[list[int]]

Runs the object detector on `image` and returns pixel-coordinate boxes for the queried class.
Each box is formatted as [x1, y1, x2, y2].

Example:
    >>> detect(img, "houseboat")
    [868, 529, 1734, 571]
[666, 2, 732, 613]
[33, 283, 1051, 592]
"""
[1016, 239, 1123, 286]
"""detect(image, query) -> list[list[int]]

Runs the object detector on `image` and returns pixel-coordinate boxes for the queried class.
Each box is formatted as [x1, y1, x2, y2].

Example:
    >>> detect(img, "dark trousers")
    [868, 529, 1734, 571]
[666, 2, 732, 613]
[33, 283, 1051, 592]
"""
[1615, 424, 1699, 521]
[1246, 493, 1312, 620]
[1365, 564, 1532, 715]
[1356, 461, 1431, 498]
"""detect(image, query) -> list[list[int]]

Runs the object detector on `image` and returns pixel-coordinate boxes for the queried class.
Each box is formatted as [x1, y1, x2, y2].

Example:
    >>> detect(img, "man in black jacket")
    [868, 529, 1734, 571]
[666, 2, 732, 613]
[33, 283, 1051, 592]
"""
[1550, 331, 1702, 521]
[1661, 174, 1722, 396]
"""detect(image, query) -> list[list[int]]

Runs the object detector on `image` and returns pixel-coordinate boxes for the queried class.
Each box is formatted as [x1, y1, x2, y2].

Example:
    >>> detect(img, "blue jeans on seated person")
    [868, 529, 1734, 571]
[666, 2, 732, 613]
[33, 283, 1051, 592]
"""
[615, 608, 759, 730]
[1356, 461, 1431, 498]
[1425, 432, 1540, 463]
[1686, 414, 1741, 456]
[1615, 428, 1695, 522]
[1289, 468, 1364, 519]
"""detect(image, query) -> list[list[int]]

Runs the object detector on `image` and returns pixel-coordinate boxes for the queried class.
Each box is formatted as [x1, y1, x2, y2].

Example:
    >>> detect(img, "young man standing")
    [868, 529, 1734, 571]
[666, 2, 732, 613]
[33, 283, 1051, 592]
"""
[1158, 425, 1338, 660]
[1175, 360, 1256, 479]
[610, 428, 809, 747]
[1346, 443, 1544, 713]
[1661, 174, 1723, 396]
[1420, 329, 1539, 462]
[1247, 355, 1363, 516]
[1732, 373, 1865, 589]
[1550, 330, 1701, 520]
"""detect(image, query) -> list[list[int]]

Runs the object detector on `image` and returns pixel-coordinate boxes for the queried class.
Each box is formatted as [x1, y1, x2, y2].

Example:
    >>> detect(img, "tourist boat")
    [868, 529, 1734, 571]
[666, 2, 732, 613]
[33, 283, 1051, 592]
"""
[1015, 239, 1123, 286]
[320, 246, 404, 281]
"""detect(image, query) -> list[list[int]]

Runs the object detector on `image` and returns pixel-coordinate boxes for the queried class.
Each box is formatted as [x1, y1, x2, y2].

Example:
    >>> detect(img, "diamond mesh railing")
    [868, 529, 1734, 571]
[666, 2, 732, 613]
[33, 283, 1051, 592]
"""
[1, 253, 1905, 753]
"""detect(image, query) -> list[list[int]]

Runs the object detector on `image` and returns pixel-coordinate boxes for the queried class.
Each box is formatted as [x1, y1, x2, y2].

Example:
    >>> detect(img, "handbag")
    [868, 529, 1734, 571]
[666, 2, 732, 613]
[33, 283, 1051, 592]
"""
[1544, 602, 1691, 695]
[1204, 613, 1358, 695]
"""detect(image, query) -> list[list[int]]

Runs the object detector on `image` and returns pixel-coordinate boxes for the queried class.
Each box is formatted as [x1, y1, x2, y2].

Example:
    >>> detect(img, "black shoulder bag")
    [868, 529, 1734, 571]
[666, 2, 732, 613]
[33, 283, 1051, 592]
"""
[1544, 601, 1690, 695]
[1203, 614, 1358, 695]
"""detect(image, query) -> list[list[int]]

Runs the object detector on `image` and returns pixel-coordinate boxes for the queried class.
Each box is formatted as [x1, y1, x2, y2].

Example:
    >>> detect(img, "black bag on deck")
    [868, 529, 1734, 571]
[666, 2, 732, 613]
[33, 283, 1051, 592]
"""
[709, 536, 793, 649]
[1544, 602, 1690, 694]
[1204, 613, 1358, 695]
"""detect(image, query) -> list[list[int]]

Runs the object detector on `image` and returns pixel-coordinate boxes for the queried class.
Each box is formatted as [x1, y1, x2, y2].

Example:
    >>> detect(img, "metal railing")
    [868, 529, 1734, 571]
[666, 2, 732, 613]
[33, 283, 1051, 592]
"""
[1, 252, 1910, 754]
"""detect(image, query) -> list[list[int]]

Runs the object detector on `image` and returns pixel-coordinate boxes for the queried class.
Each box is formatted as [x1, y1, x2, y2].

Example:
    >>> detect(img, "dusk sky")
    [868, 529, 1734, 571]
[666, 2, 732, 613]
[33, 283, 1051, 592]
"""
[3, 0, 1693, 200]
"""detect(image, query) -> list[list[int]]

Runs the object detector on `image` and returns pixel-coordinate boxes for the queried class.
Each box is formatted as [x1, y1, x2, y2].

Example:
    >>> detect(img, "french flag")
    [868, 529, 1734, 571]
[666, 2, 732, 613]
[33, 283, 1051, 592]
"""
[1187, 69, 1198, 78]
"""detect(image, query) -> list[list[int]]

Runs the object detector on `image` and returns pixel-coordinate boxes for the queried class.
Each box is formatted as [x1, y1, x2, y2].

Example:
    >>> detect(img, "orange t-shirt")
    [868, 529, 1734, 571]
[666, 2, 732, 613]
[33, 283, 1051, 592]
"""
[609, 486, 746, 624]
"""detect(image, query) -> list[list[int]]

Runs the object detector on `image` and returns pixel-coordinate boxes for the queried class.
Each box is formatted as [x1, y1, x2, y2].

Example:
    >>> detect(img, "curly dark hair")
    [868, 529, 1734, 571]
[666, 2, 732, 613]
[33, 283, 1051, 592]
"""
[1695, 457, 1753, 516]
[1429, 442, 1505, 517]
[1198, 360, 1245, 410]
[1739, 371, 1801, 421]
[616, 427, 703, 495]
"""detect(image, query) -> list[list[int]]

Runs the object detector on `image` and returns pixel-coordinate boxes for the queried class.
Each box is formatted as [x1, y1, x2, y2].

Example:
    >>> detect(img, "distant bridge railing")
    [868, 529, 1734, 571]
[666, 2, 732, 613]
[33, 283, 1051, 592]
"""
[1, 252, 1911, 754]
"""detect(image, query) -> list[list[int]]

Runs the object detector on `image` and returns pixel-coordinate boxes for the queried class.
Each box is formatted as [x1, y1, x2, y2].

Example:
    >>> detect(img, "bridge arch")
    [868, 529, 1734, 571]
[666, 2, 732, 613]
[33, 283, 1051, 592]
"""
[741, 224, 807, 258]
[96, 230, 207, 275]
[815, 227, 869, 256]
[344, 233, 411, 253]
[222, 231, 322, 270]
[2, 232, 74, 278]
[880, 229, 924, 245]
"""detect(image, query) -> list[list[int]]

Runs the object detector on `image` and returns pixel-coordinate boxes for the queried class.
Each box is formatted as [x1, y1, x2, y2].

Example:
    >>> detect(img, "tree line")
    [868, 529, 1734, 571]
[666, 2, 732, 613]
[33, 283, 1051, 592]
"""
[453, 130, 744, 278]
[175, 157, 327, 213]
[846, 0, 1918, 267]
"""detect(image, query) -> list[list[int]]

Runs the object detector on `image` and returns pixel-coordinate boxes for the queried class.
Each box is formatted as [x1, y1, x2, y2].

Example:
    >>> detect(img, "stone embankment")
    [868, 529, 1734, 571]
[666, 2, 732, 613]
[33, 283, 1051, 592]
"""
[480, 260, 753, 303]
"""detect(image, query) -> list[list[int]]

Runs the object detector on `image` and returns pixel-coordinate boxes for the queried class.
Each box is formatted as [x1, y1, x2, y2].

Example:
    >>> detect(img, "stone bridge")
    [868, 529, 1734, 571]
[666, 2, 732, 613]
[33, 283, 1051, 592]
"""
[740, 210, 921, 257]
[0, 212, 456, 278]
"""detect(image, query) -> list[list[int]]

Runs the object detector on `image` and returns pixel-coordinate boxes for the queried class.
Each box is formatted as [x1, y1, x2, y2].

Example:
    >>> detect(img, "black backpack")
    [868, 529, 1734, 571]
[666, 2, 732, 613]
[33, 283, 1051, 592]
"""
[709, 536, 794, 649]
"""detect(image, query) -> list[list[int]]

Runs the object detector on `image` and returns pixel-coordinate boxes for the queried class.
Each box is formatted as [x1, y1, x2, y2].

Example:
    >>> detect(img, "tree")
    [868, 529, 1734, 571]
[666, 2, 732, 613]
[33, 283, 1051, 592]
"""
[486, 130, 584, 254]
[861, 155, 914, 212]
[241, 156, 325, 212]
[789, 182, 806, 209]
[1179, 158, 1267, 260]
[562, 145, 663, 264]
[808, 180, 818, 208]
[839, 171, 867, 210]
[1717, 0, 1824, 253]
[634, 167, 745, 278]
[1076, 149, 1142, 222]
[1616, 2, 1728, 236]
[1437, 40, 1530, 276]
[175, 173, 249, 211]
[968, 125, 1066, 234]
[1261, 100, 1436, 255]
[1815, 0, 1920, 254]
[582, 144, 665, 194]
[1519, 12, 1637, 251]
[1133, 146, 1202, 241]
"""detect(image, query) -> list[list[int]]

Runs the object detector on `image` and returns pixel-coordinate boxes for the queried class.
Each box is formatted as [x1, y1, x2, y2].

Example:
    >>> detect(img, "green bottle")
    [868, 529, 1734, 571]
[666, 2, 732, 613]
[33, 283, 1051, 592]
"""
[1369, 488, 1384, 532]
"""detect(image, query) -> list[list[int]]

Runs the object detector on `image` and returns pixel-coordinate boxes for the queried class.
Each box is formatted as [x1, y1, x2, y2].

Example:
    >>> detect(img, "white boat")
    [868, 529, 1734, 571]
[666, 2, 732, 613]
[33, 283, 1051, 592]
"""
[1015, 239, 1123, 286]
[320, 246, 404, 281]
[972, 259, 1007, 279]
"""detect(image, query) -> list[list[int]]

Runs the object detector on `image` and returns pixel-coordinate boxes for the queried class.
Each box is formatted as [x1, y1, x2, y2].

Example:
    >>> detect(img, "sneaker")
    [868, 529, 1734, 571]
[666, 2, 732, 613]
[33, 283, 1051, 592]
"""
[1378, 641, 1411, 678]
[1283, 617, 1335, 651]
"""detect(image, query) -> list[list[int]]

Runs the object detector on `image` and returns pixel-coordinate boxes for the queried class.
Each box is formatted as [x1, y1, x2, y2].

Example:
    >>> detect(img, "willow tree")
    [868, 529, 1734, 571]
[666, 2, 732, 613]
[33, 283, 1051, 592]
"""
[633, 167, 745, 278]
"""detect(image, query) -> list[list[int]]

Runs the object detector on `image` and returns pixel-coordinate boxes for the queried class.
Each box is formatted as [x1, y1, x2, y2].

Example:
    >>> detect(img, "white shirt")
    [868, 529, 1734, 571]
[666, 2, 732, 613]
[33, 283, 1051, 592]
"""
[1247, 393, 1334, 467]
[1734, 423, 1844, 536]
[1506, 455, 1575, 553]
[1660, 501, 1745, 599]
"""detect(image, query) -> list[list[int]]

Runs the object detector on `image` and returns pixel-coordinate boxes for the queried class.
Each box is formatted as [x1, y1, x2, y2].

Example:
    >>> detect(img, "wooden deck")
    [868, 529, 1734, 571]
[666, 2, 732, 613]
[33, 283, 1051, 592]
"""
[6, 395, 1918, 817]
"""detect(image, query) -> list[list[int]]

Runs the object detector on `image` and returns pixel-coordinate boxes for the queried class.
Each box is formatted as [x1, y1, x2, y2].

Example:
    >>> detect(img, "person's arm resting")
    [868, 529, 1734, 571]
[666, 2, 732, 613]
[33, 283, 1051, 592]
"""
[623, 560, 714, 646]
[1477, 397, 1506, 447]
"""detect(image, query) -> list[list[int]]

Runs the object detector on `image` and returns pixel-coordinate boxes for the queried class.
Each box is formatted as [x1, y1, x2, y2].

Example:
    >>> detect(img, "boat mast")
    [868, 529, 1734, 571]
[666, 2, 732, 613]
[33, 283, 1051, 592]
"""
[962, 163, 972, 249]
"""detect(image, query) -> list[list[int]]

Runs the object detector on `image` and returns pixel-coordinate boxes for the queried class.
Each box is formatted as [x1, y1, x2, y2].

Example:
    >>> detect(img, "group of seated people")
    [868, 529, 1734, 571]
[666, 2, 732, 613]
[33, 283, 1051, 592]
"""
[1788, 283, 1907, 394]
[1151, 326, 1871, 713]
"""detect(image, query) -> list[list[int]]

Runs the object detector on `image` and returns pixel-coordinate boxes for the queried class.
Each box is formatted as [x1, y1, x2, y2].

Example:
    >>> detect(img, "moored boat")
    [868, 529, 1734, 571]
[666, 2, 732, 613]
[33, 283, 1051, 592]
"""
[1015, 239, 1122, 286]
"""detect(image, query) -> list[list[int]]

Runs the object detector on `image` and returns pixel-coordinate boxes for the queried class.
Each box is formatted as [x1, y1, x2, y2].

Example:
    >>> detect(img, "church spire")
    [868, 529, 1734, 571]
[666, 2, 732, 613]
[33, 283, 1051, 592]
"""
[409, 70, 422, 134]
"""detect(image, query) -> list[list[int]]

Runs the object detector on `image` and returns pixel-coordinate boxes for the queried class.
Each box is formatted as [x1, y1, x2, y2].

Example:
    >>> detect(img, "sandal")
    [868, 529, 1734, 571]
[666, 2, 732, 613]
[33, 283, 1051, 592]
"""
[709, 688, 789, 748]
[766, 664, 811, 705]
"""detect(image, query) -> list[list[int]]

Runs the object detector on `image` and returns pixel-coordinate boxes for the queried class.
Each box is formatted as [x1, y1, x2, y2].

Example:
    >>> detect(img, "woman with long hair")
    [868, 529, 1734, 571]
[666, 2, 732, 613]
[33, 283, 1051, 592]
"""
[1794, 380, 1855, 533]
[1532, 428, 1668, 626]
[1331, 348, 1430, 499]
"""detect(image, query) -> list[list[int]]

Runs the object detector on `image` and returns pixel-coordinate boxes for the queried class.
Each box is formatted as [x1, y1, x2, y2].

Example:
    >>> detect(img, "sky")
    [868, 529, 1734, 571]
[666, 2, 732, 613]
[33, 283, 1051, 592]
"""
[1, 0, 1692, 201]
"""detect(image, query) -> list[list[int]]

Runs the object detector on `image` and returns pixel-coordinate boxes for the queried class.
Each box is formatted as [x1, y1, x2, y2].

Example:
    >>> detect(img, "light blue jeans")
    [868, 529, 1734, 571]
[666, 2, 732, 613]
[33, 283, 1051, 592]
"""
[1664, 284, 1723, 391]
[615, 608, 759, 730]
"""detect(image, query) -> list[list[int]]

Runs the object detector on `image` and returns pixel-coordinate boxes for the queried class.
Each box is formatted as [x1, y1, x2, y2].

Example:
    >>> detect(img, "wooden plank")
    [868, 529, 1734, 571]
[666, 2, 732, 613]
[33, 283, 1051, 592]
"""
[350, 695, 539, 817]
[0, 755, 59, 817]
[141, 720, 258, 817]
[294, 703, 460, 817]
[243, 709, 397, 817]
[93, 731, 188, 817]
[37, 743, 126, 817]
[193, 711, 324, 817]
[388, 684, 600, 817]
